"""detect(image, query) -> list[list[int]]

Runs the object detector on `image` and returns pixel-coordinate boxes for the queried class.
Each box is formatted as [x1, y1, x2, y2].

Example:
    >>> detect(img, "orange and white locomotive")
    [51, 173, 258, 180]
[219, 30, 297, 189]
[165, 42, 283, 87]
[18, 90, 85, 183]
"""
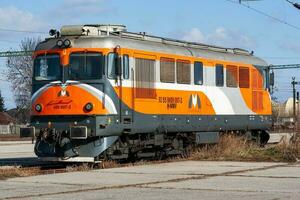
[29, 24, 272, 161]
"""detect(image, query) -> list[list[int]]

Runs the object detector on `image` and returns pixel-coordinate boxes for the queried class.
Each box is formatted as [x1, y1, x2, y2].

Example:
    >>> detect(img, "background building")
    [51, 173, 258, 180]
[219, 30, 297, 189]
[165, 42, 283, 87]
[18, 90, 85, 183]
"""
[0, 112, 17, 134]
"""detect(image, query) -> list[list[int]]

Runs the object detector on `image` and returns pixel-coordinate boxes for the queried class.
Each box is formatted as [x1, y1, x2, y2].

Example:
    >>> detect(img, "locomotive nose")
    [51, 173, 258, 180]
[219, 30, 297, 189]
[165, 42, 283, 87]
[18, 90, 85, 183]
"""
[31, 83, 117, 116]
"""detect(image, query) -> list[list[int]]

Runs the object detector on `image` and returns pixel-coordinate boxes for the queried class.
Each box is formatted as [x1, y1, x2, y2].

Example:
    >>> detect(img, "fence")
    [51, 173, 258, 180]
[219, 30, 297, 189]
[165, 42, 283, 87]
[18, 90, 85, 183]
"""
[0, 124, 25, 135]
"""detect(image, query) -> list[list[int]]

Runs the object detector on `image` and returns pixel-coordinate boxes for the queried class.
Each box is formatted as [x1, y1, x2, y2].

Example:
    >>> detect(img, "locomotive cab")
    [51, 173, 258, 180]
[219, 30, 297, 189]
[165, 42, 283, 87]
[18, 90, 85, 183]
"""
[30, 27, 128, 160]
[31, 51, 123, 160]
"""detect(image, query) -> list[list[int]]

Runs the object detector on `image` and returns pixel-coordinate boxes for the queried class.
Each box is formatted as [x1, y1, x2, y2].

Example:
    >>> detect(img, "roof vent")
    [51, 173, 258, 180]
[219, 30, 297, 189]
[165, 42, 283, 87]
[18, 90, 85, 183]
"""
[233, 48, 251, 55]
[60, 24, 127, 36]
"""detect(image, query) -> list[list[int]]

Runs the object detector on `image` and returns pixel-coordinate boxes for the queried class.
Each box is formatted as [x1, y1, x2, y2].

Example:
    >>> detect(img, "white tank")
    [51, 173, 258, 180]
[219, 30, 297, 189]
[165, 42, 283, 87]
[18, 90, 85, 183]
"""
[272, 97, 300, 118]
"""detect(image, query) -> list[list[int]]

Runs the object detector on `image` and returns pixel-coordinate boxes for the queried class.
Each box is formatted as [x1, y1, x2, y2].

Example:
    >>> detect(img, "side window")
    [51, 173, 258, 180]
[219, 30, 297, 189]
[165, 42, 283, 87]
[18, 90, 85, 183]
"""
[239, 67, 250, 88]
[177, 60, 191, 84]
[160, 57, 175, 83]
[215, 64, 224, 87]
[135, 58, 156, 98]
[226, 65, 238, 88]
[123, 54, 129, 79]
[194, 61, 203, 85]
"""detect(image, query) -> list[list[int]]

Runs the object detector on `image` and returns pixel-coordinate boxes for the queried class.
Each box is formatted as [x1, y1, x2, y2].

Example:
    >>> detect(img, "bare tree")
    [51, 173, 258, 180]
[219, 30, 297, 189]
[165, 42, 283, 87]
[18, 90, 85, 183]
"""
[0, 90, 6, 112]
[6, 37, 40, 123]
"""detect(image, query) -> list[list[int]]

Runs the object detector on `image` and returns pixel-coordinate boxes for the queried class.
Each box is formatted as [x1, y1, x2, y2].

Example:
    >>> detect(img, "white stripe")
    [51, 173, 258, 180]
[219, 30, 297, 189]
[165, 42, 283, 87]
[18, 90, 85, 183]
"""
[31, 84, 51, 103]
[76, 84, 117, 114]
[31, 81, 64, 103]
[109, 79, 254, 115]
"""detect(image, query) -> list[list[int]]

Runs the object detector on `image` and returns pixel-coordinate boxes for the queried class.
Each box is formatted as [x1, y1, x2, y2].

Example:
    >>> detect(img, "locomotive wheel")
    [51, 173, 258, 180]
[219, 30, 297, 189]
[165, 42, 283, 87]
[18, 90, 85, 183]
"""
[181, 146, 192, 159]
[155, 150, 166, 160]
[250, 130, 270, 147]
[127, 149, 137, 162]
[259, 131, 270, 147]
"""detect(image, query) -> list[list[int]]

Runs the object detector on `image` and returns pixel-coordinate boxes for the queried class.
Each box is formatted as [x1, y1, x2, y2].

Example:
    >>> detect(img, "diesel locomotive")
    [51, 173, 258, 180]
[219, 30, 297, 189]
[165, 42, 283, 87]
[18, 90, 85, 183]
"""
[26, 24, 272, 162]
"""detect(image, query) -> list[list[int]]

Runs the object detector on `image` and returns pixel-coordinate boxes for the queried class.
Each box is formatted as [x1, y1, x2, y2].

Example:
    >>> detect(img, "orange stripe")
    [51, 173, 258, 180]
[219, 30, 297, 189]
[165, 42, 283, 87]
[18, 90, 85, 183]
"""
[115, 87, 216, 115]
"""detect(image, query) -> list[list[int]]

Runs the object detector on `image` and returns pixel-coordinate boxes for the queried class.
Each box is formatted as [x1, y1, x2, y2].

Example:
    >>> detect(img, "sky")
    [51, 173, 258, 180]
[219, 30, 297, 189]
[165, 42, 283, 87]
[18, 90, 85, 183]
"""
[0, 0, 300, 109]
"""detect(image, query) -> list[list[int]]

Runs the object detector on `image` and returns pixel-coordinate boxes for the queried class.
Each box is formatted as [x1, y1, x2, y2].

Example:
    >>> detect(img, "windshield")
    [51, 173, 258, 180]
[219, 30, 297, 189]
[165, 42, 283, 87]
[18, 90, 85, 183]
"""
[34, 54, 61, 81]
[69, 53, 103, 80]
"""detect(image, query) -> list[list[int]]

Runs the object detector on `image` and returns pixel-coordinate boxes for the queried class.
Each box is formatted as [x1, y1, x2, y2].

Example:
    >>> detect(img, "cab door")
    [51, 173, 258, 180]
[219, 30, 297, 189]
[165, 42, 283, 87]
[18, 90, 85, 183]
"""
[120, 54, 134, 124]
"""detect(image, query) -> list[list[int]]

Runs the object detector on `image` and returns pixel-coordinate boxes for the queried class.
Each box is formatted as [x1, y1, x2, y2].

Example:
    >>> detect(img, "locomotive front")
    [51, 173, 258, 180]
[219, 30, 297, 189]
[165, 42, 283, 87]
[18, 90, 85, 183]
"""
[29, 25, 125, 161]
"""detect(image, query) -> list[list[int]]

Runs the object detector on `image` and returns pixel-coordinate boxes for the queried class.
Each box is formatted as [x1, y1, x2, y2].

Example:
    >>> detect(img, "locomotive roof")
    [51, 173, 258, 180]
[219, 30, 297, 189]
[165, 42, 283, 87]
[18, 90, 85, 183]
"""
[36, 24, 268, 67]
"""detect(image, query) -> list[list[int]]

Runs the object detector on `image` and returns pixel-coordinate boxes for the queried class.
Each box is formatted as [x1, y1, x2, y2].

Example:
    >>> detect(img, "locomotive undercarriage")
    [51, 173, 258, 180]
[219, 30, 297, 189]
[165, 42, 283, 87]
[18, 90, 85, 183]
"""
[31, 113, 271, 161]
[103, 132, 195, 160]
[34, 128, 195, 161]
[33, 127, 270, 162]
[104, 130, 270, 161]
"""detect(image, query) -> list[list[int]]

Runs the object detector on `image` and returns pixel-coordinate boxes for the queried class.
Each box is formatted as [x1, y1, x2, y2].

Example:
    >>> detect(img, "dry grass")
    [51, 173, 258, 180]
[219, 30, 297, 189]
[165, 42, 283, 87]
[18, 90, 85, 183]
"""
[65, 160, 122, 172]
[0, 164, 96, 180]
[0, 160, 147, 180]
[0, 166, 41, 180]
[1, 133, 300, 180]
[98, 160, 120, 169]
[189, 134, 300, 162]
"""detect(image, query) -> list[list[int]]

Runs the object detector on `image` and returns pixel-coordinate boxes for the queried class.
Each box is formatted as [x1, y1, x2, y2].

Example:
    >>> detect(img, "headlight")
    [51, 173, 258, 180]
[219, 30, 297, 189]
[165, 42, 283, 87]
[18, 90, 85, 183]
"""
[84, 103, 93, 112]
[56, 40, 63, 47]
[35, 104, 42, 112]
[49, 29, 57, 36]
[63, 39, 71, 47]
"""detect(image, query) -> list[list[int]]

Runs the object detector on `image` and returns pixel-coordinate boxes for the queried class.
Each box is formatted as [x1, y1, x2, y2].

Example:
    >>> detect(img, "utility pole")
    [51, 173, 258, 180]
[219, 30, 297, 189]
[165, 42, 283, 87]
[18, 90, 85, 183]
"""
[292, 77, 299, 132]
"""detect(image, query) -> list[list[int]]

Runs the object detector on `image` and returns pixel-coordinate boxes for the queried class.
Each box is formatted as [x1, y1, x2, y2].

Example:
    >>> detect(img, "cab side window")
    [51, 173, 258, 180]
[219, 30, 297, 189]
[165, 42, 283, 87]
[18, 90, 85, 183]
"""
[107, 53, 117, 79]
[123, 54, 129, 79]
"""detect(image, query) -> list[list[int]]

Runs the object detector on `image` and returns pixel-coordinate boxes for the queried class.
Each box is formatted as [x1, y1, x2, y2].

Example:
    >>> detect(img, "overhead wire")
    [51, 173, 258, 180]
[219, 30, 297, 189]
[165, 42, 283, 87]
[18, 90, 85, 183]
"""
[0, 39, 20, 44]
[231, 0, 300, 99]
[0, 27, 47, 34]
[284, 0, 300, 10]
[225, 0, 300, 31]
[261, 56, 300, 59]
